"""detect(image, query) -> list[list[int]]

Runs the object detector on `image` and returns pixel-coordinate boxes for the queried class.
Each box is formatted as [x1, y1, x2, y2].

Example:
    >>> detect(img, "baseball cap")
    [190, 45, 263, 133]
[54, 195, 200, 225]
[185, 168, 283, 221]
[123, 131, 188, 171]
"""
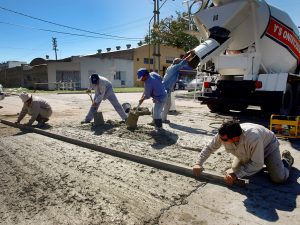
[90, 74, 100, 84]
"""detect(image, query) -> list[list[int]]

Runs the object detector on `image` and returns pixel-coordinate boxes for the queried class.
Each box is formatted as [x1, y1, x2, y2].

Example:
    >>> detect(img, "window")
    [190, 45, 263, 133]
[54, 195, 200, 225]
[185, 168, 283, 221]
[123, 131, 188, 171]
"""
[144, 58, 153, 64]
[114, 71, 126, 81]
[165, 56, 175, 64]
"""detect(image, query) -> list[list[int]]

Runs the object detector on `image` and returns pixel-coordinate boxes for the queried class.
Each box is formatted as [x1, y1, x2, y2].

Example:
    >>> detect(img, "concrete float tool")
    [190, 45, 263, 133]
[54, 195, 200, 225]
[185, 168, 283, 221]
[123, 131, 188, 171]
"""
[0, 119, 247, 187]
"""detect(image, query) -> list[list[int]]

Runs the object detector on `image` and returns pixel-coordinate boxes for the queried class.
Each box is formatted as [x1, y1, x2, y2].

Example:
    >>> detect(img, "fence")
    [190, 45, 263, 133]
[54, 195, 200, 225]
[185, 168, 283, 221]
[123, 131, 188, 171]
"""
[34, 82, 80, 91]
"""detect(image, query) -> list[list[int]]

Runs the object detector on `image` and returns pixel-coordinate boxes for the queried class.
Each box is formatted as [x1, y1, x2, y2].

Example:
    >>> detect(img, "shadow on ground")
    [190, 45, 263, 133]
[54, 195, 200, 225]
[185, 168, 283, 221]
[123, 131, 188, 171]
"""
[169, 123, 215, 136]
[149, 130, 178, 149]
[232, 167, 300, 222]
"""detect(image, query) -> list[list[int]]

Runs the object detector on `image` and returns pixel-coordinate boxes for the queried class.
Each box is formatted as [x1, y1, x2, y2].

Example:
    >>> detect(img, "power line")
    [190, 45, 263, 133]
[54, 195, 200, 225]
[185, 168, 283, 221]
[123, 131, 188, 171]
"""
[0, 6, 142, 40]
[0, 21, 142, 41]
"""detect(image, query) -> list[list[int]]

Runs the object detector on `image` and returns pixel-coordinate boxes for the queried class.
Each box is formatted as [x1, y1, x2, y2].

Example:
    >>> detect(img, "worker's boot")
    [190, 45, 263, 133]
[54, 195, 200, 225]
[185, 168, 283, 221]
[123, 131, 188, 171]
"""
[282, 150, 294, 168]
[36, 116, 48, 128]
[154, 119, 163, 132]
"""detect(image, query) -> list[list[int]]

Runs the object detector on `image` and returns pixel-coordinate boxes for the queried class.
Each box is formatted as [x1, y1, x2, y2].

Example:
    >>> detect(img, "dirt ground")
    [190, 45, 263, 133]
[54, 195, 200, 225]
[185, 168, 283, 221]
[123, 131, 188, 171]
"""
[0, 92, 299, 225]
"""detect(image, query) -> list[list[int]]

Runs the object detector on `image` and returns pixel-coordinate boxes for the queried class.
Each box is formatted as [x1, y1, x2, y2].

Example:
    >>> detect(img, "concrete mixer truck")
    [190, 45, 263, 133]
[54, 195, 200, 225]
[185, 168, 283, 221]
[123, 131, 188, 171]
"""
[186, 0, 300, 115]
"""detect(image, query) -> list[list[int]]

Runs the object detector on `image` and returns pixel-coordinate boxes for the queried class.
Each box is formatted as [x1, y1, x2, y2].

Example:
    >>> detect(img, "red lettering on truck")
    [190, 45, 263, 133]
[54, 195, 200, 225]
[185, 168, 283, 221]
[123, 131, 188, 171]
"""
[266, 17, 300, 63]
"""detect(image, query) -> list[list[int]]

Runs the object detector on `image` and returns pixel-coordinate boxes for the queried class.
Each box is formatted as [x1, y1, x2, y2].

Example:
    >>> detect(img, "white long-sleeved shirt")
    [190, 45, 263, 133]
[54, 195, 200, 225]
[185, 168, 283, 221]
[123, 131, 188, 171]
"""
[17, 96, 52, 125]
[196, 123, 279, 178]
[89, 76, 113, 104]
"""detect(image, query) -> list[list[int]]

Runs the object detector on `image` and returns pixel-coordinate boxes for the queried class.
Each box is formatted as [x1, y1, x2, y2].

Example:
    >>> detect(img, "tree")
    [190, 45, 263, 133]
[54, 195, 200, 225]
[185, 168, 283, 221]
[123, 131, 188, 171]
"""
[145, 12, 200, 52]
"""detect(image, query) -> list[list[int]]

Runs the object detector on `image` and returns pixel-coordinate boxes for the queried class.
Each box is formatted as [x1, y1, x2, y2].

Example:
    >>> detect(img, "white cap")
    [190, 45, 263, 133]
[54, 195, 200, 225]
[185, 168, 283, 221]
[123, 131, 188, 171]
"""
[19, 92, 31, 102]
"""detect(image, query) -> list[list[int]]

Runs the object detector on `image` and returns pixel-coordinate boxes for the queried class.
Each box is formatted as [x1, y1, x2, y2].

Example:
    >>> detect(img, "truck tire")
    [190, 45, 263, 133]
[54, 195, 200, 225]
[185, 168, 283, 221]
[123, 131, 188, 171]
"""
[293, 83, 300, 115]
[207, 103, 229, 113]
[280, 83, 293, 115]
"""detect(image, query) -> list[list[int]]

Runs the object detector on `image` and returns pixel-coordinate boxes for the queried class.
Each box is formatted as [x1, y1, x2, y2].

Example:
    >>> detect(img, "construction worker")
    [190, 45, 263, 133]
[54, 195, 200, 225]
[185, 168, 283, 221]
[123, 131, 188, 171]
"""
[161, 51, 195, 123]
[137, 68, 167, 131]
[81, 74, 128, 123]
[16, 92, 52, 127]
[193, 120, 294, 185]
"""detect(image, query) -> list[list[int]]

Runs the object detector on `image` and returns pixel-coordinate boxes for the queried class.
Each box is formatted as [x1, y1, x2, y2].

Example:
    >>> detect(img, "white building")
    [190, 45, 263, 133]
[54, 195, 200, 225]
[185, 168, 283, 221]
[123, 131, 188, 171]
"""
[42, 55, 133, 90]
[0, 61, 27, 71]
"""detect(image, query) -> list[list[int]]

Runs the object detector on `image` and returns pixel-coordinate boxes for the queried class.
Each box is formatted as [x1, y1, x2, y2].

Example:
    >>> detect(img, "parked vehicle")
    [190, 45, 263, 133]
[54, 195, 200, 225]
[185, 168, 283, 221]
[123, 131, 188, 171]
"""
[186, 79, 203, 92]
[175, 80, 187, 90]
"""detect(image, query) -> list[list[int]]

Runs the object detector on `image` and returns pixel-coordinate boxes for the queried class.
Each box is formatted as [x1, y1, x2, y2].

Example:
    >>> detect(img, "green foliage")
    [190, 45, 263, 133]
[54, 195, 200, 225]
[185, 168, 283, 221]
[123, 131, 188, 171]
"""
[144, 12, 200, 52]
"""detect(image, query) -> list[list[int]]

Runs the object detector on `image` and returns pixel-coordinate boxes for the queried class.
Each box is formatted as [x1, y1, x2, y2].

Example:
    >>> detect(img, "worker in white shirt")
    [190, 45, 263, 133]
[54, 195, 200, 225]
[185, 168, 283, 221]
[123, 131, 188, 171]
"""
[16, 92, 52, 127]
[193, 120, 294, 185]
[81, 74, 128, 123]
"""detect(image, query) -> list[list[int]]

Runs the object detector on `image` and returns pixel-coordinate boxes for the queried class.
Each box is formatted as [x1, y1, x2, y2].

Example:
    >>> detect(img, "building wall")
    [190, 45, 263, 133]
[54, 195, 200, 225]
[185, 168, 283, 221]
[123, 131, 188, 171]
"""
[47, 59, 81, 90]
[23, 65, 48, 89]
[47, 56, 133, 89]
[133, 45, 185, 86]
[0, 67, 23, 87]
[0, 45, 184, 89]
[78, 57, 133, 89]
[0, 65, 47, 88]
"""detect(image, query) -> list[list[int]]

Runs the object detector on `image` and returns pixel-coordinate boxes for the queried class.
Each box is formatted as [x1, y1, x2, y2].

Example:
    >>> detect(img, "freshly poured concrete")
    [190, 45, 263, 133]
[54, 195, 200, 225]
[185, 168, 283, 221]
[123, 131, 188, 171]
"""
[0, 92, 299, 225]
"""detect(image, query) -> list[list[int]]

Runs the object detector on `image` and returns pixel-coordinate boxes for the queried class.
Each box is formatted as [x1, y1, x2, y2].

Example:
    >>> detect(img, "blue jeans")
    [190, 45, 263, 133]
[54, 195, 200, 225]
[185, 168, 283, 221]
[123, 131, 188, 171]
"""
[153, 96, 167, 120]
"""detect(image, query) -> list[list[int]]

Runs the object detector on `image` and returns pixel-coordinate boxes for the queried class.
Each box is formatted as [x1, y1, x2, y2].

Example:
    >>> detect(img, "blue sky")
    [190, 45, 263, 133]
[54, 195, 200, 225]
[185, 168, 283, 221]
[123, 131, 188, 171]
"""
[0, 0, 299, 63]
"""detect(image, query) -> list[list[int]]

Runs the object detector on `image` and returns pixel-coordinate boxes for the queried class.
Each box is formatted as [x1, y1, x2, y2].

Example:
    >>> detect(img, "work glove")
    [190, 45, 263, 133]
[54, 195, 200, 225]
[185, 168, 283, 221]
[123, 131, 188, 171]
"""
[224, 173, 237, 186]
[192, 164, 204, 176]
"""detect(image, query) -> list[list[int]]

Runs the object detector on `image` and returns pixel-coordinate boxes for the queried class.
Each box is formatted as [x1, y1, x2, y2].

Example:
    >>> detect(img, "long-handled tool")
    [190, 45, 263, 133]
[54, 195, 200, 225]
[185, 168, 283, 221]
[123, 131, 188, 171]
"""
[134, 102, 142, 114]
[87, 92, 93, 103]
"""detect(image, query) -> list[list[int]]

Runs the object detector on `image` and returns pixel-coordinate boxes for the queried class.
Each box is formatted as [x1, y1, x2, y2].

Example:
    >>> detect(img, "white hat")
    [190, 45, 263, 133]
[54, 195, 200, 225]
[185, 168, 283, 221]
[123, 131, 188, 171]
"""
[19, 92, 32, 102]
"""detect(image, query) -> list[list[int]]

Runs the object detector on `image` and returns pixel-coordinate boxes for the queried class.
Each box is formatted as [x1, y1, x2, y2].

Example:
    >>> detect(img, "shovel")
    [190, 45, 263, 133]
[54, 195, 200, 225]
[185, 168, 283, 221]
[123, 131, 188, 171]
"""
[87, 92, 93, 103]
[87, 92, 104, 125]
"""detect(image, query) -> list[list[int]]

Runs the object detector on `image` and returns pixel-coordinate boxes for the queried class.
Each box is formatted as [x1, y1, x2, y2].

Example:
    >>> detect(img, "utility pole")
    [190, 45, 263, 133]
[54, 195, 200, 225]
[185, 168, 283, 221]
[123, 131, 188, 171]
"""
[52, 37, 58, 61]
[151, 0, 170, 73]
[153, 0, 157, 72]
[153, 0, 161, 73]
[156, 0, 161, 74]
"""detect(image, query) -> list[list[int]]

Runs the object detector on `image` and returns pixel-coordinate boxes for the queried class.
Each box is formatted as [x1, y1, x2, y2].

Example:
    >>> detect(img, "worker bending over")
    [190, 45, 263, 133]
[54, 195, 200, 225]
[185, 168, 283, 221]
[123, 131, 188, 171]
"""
[193, 120, 294, 185]
[16, 92, 52, 128]
[81, 74, 128, 123]
[137, 68, 167, 131]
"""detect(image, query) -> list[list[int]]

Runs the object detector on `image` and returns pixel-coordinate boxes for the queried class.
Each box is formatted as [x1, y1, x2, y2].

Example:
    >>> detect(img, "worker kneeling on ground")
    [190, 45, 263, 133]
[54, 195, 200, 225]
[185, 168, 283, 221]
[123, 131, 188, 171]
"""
[193, 120, 294, 185]
[81, 74, 128, 124]
[137, 68, 167, 131]
[16, 92, 52, 128]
